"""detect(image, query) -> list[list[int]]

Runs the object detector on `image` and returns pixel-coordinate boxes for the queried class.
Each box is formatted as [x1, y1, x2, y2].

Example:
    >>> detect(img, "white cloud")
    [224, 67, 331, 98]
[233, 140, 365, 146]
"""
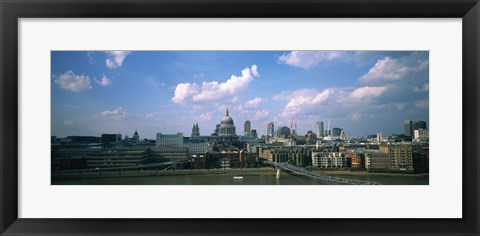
[349, 86, 387, 100]
[105, 51, 131, 69]
[198, 111, 215, 121]
[283, 89, 334, 116]
[94, 75, 112, 86]
[360, 56, 428, 83]
[54, 70, 92, 92]
[101, 107, 127, 119]
[171, 83, 200, 104]
[244, 97, 264, 108]
[171, 65, 259, 104]
[278, 51, 345, 69]
[63, 119, 75, 126]
[280, 86, 387, 117]
[250, 64, 259, 77]
[251, 109, 269, 121]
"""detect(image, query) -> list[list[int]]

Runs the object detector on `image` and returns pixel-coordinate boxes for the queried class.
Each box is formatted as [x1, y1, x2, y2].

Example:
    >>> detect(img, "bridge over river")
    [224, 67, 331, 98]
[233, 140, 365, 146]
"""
[267, 162, 381, 185]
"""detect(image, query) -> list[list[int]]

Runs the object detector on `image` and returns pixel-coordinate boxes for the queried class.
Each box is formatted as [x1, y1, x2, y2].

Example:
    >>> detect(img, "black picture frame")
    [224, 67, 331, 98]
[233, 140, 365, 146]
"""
[1, 0, 479, 235]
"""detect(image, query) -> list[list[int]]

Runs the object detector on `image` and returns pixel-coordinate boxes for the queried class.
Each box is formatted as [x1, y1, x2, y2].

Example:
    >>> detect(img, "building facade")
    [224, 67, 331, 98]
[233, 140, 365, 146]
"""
[244, 120, 251, 136]
[413, 129, 429, 142]
[267, 122, 275, 137]
[316, 121, 324, 138]
[311, 151, 347, 168]
[404, 120, 413, 137]
[379, 144, 414, 173]
[156, 133, 184, 147]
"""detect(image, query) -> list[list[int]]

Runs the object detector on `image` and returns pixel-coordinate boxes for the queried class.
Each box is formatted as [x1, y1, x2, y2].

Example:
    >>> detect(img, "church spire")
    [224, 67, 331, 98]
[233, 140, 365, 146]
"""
[226, 107, 229, 116]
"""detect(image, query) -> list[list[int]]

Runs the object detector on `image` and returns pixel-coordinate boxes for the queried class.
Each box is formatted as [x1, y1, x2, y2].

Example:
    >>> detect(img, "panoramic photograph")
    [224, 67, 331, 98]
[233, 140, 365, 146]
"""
[51, 50, 429, 185]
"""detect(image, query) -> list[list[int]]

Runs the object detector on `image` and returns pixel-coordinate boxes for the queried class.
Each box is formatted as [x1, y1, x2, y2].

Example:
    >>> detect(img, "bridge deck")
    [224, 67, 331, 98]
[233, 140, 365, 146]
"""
[269, 162, 380, 185]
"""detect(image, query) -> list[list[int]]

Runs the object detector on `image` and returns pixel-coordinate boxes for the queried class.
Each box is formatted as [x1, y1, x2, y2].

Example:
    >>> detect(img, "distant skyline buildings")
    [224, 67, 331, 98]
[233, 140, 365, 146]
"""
[51, 51, 428, 138]
[404, 120, 427, 137]
[316, 122, 324, 138]
[244, 120, 251, 136]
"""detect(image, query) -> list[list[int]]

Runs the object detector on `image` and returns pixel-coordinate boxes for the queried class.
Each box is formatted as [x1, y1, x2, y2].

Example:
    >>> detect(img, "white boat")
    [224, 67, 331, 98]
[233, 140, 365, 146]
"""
[233, 176, 244, 180]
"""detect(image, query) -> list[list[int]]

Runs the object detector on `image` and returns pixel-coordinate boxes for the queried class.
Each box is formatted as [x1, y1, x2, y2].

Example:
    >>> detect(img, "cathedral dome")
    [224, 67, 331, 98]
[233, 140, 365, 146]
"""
[220, 108, 234, 126]
[216, 108, 236, 136]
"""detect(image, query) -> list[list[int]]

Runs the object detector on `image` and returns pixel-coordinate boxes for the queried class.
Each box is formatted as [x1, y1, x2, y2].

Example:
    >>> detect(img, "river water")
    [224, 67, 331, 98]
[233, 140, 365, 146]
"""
[52, 172, 428, 185]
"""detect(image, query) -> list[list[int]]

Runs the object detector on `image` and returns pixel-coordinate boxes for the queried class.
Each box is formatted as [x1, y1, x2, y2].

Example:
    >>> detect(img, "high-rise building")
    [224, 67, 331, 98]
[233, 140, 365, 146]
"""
[267, 122, 275, 137]
[316, 121, 324, 137]
[404, 120, 413, 137]
[332, 127, 342, 136]
[251, 129, 258, 138]
[404, 120, 427, 137]
[413, 121, 427, 131]
[244, 120, 251, 136]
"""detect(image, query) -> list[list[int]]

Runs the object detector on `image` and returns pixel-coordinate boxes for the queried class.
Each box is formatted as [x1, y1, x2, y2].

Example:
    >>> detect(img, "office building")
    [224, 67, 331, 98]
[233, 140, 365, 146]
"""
[413, 121, 427, 131]
[332, 127, 342, 137]
[311, 151, 347, 168]
[379, 144, 414, 173]
[267, 122, 275, 137]
[156, 133, 184, 147]
[244, 120, 251, 136]
[404, 120, 413, 137]
[316, 121, 324, 138]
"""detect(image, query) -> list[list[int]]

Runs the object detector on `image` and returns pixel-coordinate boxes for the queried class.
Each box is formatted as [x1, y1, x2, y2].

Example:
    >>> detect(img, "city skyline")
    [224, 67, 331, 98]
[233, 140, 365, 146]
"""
[51, 51, 429, 139]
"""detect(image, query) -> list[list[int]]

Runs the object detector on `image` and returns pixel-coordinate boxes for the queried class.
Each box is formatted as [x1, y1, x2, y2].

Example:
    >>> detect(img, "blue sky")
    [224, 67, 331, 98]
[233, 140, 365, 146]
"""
[51, 51, 429, 139]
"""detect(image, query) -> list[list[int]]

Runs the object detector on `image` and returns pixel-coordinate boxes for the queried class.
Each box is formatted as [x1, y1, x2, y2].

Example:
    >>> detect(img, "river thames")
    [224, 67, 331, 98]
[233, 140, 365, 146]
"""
[52, 169, 429, 185]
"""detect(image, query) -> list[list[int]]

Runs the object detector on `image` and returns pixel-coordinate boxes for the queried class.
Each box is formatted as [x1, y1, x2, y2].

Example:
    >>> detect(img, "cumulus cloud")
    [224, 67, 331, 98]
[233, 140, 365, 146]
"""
[244, 97, 264, 108]
[360, 56, 428, 83]
[94, 75, 112, 86]
[171, 83, 200, 104]
[101, 107, 127, 119]
[171, 65, 259, 104]
[280, 86, 387, 117]
[252, 109, 269, 121]
[236, 97, 265, 114]
[282, 89, 335, 116]
[105, 51, 131, 69]
[198, 111, 215, 121]
[278, 51, 346, 69]
[349, 86, 387, 100]
[54, 70, 92, 92]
